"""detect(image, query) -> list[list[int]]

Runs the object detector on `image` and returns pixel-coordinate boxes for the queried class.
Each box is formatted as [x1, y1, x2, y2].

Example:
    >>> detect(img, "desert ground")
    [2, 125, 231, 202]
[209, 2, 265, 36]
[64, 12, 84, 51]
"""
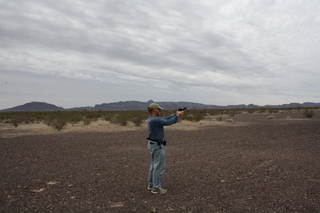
[1, 110, 320, 212]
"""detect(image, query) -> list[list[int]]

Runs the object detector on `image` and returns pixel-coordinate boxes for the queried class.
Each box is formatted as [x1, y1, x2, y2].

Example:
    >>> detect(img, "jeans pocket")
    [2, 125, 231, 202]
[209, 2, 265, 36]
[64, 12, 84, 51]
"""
[148, 142, 158, 152]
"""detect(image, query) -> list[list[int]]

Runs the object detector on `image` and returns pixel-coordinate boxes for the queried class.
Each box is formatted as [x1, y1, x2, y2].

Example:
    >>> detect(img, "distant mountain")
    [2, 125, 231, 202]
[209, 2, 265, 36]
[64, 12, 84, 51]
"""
[1, 102, 64, 111]
[93, 100, 217, 110]
[1, 100, 320, 112]
[94, 100, 153, 110]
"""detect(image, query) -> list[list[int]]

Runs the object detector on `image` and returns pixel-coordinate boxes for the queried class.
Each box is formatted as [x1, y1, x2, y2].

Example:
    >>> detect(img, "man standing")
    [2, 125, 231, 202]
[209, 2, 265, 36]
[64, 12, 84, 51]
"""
[147, 103, 184, 194]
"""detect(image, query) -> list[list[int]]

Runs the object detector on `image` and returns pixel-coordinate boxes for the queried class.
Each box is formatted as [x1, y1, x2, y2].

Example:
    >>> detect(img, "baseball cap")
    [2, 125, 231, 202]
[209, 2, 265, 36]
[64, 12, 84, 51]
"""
[148, 103, 163, 110]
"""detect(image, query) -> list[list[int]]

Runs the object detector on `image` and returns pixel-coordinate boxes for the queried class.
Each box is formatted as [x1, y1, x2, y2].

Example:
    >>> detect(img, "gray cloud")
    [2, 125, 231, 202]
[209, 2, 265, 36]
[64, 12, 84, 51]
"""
[1, 0, 320, 109]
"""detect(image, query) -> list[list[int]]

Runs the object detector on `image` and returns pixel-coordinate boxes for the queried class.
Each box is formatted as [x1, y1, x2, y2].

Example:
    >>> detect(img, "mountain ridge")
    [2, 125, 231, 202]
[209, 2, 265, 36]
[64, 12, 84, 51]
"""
[1, 100, 320, 111]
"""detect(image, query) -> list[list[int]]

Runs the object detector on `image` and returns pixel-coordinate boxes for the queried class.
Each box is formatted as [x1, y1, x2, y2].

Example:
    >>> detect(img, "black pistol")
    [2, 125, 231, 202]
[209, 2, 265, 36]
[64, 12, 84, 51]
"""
[178, 107, 187, 111]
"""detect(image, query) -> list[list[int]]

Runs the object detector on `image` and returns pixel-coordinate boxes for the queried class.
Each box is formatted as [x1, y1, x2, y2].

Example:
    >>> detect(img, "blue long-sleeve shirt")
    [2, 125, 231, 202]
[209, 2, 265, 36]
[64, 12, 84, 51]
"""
[148, 114, 179, 140]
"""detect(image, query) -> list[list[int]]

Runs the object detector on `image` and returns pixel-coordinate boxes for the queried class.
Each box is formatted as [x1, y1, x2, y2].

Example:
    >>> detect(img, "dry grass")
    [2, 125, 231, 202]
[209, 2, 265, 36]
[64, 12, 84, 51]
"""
[0, 117, 245, 138]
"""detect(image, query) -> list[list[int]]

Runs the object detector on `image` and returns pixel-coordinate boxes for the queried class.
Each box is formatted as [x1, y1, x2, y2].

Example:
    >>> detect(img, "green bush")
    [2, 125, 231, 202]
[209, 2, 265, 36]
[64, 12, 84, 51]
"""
[47, 119, 67, 131]
[259, 109, 266, 113]
[207, 109, 223, 116]
[182, 109, 205, 122]
[68, 113, 83, 124]
[247, 109, 255, 114]
[131, 116, 145, 126]
[268, 109, 279, 113]
[110, 114, 128, 126]
[10, 116, 24, 128]
[83, 118, 93, 125]
[129, 111, 148, 126]
[117, 116, 128, 126]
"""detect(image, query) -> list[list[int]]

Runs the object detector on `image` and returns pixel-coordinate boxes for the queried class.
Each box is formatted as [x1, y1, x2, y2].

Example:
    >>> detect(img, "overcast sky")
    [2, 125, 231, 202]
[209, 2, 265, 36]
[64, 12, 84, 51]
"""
[1, 0, 320, 109]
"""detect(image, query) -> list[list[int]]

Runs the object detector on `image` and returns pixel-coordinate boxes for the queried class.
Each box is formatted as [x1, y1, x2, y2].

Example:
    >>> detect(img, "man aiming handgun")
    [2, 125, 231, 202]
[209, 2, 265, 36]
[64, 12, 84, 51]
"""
[147, 103, 185, 194]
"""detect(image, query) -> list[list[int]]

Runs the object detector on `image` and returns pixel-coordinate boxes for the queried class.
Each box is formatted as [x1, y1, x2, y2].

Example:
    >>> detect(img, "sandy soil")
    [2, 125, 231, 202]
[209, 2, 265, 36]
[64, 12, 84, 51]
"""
[1, 110, 320, 212]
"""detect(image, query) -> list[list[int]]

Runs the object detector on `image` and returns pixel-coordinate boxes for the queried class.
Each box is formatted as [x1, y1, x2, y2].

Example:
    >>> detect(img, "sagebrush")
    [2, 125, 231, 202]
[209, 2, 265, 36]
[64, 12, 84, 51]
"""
[0, 107, 318, 131]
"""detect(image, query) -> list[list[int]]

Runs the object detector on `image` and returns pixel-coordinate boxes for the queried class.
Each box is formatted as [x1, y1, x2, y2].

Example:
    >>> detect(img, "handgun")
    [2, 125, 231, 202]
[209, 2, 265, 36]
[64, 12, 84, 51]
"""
[178, 107, 187, 111]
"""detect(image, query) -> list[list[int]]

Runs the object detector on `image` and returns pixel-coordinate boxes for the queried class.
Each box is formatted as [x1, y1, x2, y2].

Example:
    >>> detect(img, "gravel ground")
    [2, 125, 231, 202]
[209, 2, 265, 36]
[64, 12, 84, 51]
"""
[1, 112, 320, 212]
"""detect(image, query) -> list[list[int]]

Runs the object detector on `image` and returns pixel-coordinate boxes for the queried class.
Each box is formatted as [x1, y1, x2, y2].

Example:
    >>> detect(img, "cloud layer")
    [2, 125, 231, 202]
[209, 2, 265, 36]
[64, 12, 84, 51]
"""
[1, 0, 320, 109]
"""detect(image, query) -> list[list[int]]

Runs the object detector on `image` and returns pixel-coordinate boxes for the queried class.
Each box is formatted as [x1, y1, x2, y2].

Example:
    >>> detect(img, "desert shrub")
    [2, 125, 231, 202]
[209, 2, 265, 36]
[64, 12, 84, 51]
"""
[229, 109, 243, 116]
[1, 119, 11, 123]
[68, 112, 83, 124]
[10, 116, 24, 128]
[303, 109, 315, 118]
[82, 113, 98, 125]
[131, 116, 144, 126]
[268, 109, 279, 113]
[192, 113, 205, 122]
[259, 109, 266, 113]
[110, 114, 128, 126]
[47, 119, 67, 131]
[82, 111, 104, 120]
[183, 115, 193, 121]
[247, 109, 255, 114]
[1, 112, 40, 127]
[130, 112, 146, 126]
[228, 112, 235, 117]
[110, 114, 118, 124]
[83, 118, 93, 125]
[13, 112, 40, 126]
[158, 110, 174, 117]
[182, 109, 205, 122]
[267, 115, 275, 120]
[207, 109, 222, 116]
[43, 112, 70, 131]
[117, 116, 128, 126]
[104, 115, 111, 122]
[128, 111, 147, 126]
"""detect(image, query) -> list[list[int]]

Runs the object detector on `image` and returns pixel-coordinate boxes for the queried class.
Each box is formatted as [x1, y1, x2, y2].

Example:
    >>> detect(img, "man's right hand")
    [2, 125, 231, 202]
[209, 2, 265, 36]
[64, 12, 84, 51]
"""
[176, 111, 184, 117]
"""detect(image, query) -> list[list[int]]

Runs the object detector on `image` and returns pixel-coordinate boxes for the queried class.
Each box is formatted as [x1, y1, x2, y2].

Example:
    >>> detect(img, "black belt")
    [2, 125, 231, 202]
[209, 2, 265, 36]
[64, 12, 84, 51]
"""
[147, 138, 167, 146]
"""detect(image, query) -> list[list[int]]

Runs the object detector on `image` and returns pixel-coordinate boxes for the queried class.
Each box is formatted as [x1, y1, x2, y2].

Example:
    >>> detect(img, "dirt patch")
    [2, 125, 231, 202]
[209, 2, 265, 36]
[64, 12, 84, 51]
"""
[1, 112, 320, 212]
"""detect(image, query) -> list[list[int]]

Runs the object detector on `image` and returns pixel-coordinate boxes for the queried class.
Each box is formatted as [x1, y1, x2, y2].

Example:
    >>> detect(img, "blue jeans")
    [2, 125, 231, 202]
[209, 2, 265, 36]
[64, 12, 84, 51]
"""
[148, 141, 166, 190]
